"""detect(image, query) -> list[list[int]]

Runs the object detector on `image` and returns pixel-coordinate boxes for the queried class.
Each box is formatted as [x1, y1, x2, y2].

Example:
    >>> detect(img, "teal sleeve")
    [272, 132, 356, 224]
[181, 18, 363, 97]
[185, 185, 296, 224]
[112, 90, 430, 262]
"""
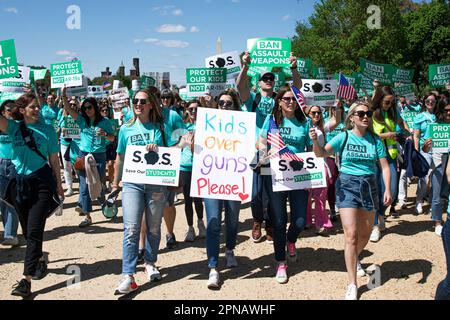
[48, 127, 60, 154]
[6, 119, 19, 137]
[259, 114, 270, 139]
[327, 132, 345, 154]
[101, 118, 114, 134]
[117, 128, 126, 154]
[76, 115, 86, 129]
[244, 91, 257, 111]
[413, 114, 423, 130]
[305, 123, 312, 147]
[376, 136, 387, 159]
[423, 126, 431, 140]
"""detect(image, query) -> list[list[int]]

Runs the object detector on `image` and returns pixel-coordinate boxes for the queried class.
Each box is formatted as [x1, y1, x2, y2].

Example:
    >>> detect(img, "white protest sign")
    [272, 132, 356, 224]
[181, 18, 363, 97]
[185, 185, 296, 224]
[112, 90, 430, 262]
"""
[0, 66, 30, 93]
[190, 108, 256, 202]
[50, 60, 83, 88]
[270, 152, 327, 192]
[61, 117, 81, 139]
[122, 146, 181, 187]
[88, 86, 106, 98]
[300, 79, 338, 107]
[205, 51, 242, 79]
[66, 76, 88, 97]
[110, 88, 129, 108]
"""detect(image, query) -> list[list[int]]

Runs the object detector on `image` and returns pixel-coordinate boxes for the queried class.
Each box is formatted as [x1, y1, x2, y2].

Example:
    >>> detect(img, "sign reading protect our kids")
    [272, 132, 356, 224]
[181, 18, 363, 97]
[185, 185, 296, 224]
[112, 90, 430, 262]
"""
[186, 68, 227, 97]
[0, 39, 19, 80]
[247, 38, 291, 68]
[190, 108, 256, 202]
[50, 60, 83, 88]
[429, 124, 450, 153]
[270, 152, 327, 192]
[429, 63, 450, 88]
[122, 146, 181, 187]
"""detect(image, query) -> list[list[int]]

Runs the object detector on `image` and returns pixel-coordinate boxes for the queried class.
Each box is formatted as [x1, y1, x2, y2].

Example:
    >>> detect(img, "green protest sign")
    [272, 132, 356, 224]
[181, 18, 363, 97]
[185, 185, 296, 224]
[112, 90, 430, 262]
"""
[392, 67, 414, 84]
[0, 91, 22, 105]
[359, 58, 395, 86]
[247, 66, 271, 80]
[355, 72, 374, 96]
[31, 68, 48, 81]
[186, 68, 227, 96]
[428, 63, 450, 88]
[394, 84, 415, 100]
[282, 58, 312, 78]
[247, 38, 291, 68]
[333, 73, 356, 85]
[429, 124, 450, 153]
[61, 116, 81, 139]
[140, 75, 156, 89]
[400, 109, 419, 129]
[50, 60, 83, 88]
[0, 39, 19, 79]
[313, 66, 328, 79]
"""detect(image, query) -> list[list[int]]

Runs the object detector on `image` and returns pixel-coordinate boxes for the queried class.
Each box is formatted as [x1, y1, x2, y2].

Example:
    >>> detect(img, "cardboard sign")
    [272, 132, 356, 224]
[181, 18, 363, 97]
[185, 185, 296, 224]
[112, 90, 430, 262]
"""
[359, 58, 395, 86]
[247, 38, 291, 68]
[300, 79, 338, 107]
[0, 39, 19, 79]
[110, 88, 130, 108]
[50, 60, 83, 88]
[429, 124, 450, 153]
[392, 67, 414, 84]
[190, 108, 256, 202]
[429, 63, 450, 88]
[186, 68, 227, 97]
[270, 152, 327, 192]
[0, 66, 30, 93]
[205, 51, 242, 79]
[61, 117, 81, 139]
[122, 146, 181, 186]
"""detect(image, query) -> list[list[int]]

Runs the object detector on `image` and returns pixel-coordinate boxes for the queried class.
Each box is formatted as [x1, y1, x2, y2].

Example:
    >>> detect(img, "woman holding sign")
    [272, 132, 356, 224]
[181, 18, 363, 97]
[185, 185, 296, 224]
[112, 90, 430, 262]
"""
[61, 88, 115, 228]
[257, 86, 311, 285]
[310, 102, 392, 300]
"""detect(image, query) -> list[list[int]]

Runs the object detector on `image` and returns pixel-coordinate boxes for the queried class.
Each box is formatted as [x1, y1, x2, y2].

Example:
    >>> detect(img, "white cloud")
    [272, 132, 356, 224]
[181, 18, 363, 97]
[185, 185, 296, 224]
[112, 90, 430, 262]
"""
[56, 50, 76, 56]
[4, 7, 18, 14]
[156, 24, 186, 33]
[142, 38, 189, 48]
[152, 5, 175, 16]
[133, 39, 142, 44]
[282, 14, 291, 21]
[172, 9, 183, 16]
[190, 26, 200, 33]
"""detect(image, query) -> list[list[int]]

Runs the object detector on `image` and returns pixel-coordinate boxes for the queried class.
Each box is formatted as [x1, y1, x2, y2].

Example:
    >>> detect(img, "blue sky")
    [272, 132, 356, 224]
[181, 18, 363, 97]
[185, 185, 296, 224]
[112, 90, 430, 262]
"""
[0, 0, 425, 85]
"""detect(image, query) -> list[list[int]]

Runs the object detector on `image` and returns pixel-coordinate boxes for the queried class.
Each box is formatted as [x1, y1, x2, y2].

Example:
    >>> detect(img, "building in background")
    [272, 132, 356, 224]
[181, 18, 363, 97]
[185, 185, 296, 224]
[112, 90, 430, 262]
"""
[145, 72, 171, 91]
[117, 61, 125, 77]
[216, 37, 222, 55]
[101, 67, 112, 78]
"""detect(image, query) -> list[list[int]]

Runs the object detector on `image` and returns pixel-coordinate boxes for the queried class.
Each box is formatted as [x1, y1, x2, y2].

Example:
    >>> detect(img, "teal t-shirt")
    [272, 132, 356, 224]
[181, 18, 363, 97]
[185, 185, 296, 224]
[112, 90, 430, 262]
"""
[413, 112, 436, 149]
[40, 104, 60, 129]
[69, 139, 81, 165]
[244, 92, 275, 138]
[0, 132, 13, 159]
[122, 107, 134, 123]
[180, 123, 195, 172]
[117, 120, 169, 155]
[328, 131, 387, 176]
[58, 113, 78, 147]
[76, 116, 114, 153]
[260, 115, 311, 154]
[162, 107, 186, 146]
[106, 119, 120, 146]
[6, 120, 59, 175]
[326, 121, 346, 143]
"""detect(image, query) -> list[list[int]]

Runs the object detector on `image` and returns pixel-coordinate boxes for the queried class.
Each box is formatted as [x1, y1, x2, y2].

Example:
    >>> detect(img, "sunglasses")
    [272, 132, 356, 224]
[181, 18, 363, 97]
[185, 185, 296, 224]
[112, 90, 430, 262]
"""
[133, 99, 149, 105]
[354, 110, 373, 118]
[100, 109, 108, 113]
[218, 100, 233, 108]
[426, 99, 436, 104]
[161, 96, 171, 100]
[281, 97, 297, 103]
[445, 108, 450, 113]
[83, 105, 93, 111]
[4, 108, 12, 112]
[382, 100, 393, 105]
[187, 107, 197, 112]
[260, 76, 275, 82]
[310, 111, 322, 116]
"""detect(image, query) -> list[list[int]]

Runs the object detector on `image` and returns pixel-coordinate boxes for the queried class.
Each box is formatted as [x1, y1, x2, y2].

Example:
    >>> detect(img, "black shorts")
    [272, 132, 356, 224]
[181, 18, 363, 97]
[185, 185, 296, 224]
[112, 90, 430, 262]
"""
[106, 142, 117, 161]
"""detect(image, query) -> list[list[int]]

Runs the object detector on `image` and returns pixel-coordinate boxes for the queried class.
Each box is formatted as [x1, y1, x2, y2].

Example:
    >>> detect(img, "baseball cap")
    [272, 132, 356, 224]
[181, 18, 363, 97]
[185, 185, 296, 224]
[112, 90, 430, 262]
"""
[258, 71, 275, 81]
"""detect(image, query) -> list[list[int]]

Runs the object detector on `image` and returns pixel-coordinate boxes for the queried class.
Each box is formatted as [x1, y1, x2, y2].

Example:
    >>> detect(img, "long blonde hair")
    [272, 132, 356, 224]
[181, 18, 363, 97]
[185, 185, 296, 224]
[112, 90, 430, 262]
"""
[345, 101, 374, 133]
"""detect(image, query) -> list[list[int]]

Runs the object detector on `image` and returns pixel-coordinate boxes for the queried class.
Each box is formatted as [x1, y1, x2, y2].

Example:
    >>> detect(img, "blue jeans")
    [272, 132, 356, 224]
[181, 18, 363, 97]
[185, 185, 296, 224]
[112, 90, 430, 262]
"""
[436, 220, 450, 300]
[121, 183, 167, 275]
[417, 152, 434, 203]
[375, 159, 398, 225]
[265, 176, 308, 262]
[204, 199, 240, 269]
[0, 158, 18, 238]
[431, 164, 445, 222]
[77, 152, 106, 214]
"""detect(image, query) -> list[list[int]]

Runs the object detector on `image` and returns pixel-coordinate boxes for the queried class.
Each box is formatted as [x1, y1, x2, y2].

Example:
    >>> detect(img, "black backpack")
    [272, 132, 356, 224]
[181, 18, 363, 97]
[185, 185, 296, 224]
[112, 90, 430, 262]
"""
[251, 92, 277, 113]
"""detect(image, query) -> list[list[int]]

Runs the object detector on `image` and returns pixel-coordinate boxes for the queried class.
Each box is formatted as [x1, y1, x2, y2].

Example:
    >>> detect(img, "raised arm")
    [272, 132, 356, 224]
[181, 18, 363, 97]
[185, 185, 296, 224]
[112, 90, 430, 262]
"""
[61, 86, 79, 121]
[290, 53, 303, 90]
[310, 128, 334, 158]
[236, 52, 251, 103]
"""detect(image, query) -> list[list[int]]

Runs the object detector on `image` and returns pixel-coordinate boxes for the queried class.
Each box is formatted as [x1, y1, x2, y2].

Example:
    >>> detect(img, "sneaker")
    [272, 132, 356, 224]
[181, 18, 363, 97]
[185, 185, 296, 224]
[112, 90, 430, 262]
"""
[137, 249, 145, 265]
[32, 260, 48, 280]
[197, 220, 206, 239]
[166, 234, 178, 249]
[390, 206, 399, 219]
[145, 263, 162, 282]
[435, 225, 443, 237]
[64, 188, 74, 197]
[114, 275, 138, 295]
[184, 227, 195, 242]
[75, 206, 85, 216]
[207, 269, 220, 289]
[266, 227, 274, 244]
[225, 250, 238, 268]
[415, 202, 423, 215]
[345, 284, 358, 300]
[357, 261, 366, 277]
[252, 222, 263, 243]
[370, 226, 381, 242]
[11, 279, 31, 298]
[315, 227, 328, 236]
[1, 237, 19, 246]
[287, 242, 297, 262]
[275, 263, 288, 284]
[378, 216, 386, 232]
[397, 200, 407, 210]
[79, 218, 92, 228]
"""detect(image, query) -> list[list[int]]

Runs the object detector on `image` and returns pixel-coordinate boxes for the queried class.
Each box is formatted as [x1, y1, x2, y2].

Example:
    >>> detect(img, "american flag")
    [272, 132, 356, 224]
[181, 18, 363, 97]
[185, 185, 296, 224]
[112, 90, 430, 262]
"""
[267, 116, 304, 163]
[103, 81, 112, 89]
[337, 73, 357, 99]
[290, 83, 307, 111]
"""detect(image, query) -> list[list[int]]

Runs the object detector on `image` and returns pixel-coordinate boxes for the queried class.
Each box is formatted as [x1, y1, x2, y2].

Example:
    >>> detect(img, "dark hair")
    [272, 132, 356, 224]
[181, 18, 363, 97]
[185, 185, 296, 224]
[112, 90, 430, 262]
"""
[183, 100, 201, 123]
[160, 89, 175, 106]
[371, 86, 397, 127]
[436, 98, 450, 124]
[421, 92, 439, 113]
[81, 97, 103, 126]
[12, 93, 38, 121]
[217, 89, 242, 112]
[272, 86, 306, 126]
[0, 100, 15, 114]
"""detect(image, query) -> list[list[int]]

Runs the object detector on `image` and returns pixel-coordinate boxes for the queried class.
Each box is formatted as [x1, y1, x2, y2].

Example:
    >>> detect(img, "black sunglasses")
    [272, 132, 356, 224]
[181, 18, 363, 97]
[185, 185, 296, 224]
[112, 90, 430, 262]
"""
[260, 76, 275, 82]
[133, 99, 149, 105]
[83, 104, 93, 111]
[354, 110, 373, 118]
[311, 111, 322, 116]
[161, 96, 172, 100]
[218, 100, 233, 108]
[100, 109, 108, 113]
[4, 108, 12, 112]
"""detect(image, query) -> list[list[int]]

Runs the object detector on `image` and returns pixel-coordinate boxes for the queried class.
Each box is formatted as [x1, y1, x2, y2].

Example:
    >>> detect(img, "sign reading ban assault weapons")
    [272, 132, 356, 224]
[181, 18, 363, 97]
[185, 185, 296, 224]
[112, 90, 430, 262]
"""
[186, 68, 227, 96]
[247, 38, 291, 68]
[429, 124, 450, 153]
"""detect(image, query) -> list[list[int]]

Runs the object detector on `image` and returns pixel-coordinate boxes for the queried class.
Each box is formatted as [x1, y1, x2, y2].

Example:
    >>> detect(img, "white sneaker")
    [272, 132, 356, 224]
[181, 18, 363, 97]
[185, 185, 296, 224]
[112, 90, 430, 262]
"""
[184, 227, 195, 242]
[357, 261, 366, 277]
[114, 275, 138, 295]
[145, 263, 161, 282]
[64, 188, 74, 197]
[345, 284, 358, 300]
[275, 262, 288, 284]
[370, 226, 381, 242]
[415, 202, 423, 215]
[378, 216, 386, 232]
[197, 220, 206, 239]
[1, 237, 19, 246]
[435, 225, 443, 237]
[397, 200, 407, 210]
[207, 269, 220, 289]
[225, 250, 238, 268]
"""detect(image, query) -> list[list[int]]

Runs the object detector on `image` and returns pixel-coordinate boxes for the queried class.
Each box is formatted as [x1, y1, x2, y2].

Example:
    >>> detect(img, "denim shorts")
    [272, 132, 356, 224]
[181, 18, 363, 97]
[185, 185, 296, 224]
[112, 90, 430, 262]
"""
[336, 173, 379, 212]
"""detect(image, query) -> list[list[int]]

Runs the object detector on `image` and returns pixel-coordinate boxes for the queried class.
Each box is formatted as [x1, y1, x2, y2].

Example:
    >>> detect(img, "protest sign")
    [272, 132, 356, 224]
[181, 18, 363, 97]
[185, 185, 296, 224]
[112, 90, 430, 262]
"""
[282, 58, 312, 78]
[110, 87, 129, 108]
[333, 73, 356, 86]
[190, 108, 256, 202]
[392, 67, 414, 84]
[270, 152, 327, 192]
[140, 75, 156, 89]
[205, 51, 242, 79]
[61, 117, 81, 139]
[359, 58, 395, 86]
[50, 60, 83, 88]
[429, 63, 450, 88]
[313, 66, 328, 79]
[0, 92, 22, 105]
[394, 84, 415, 100]
[429, 124, 450, 153]
[87, 85, 105, 98]
[66, 76, 88, 97]
[31, 68, 48, 81]
[122, 146, 181, 187]
[355, 72, 374, 97]
[186, 68, 227, 96]
[247, 65, 271, 79]
[400, 109, 419, 129]
[247, 38, 291, 68]
[300, 79, 338, 107]
[0, 66, 30, 93]
[0, 39, 19, 79]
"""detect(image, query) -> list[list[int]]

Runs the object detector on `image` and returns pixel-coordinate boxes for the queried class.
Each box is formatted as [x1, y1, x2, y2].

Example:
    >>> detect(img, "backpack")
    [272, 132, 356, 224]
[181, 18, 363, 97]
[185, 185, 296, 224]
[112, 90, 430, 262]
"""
[251, 92, 277, 113]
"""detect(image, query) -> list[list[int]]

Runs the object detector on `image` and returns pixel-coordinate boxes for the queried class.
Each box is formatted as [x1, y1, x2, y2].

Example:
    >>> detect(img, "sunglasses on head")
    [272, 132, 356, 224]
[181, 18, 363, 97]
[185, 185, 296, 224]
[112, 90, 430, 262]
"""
[133, 99, 149, 105]
[218, 100, 233, 108]
[354, 110, 373, 118]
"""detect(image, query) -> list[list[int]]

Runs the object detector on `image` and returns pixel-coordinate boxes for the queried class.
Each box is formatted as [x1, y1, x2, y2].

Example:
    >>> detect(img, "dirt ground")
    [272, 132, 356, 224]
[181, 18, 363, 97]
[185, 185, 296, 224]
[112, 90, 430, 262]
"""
[0, 182, 447, 300]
